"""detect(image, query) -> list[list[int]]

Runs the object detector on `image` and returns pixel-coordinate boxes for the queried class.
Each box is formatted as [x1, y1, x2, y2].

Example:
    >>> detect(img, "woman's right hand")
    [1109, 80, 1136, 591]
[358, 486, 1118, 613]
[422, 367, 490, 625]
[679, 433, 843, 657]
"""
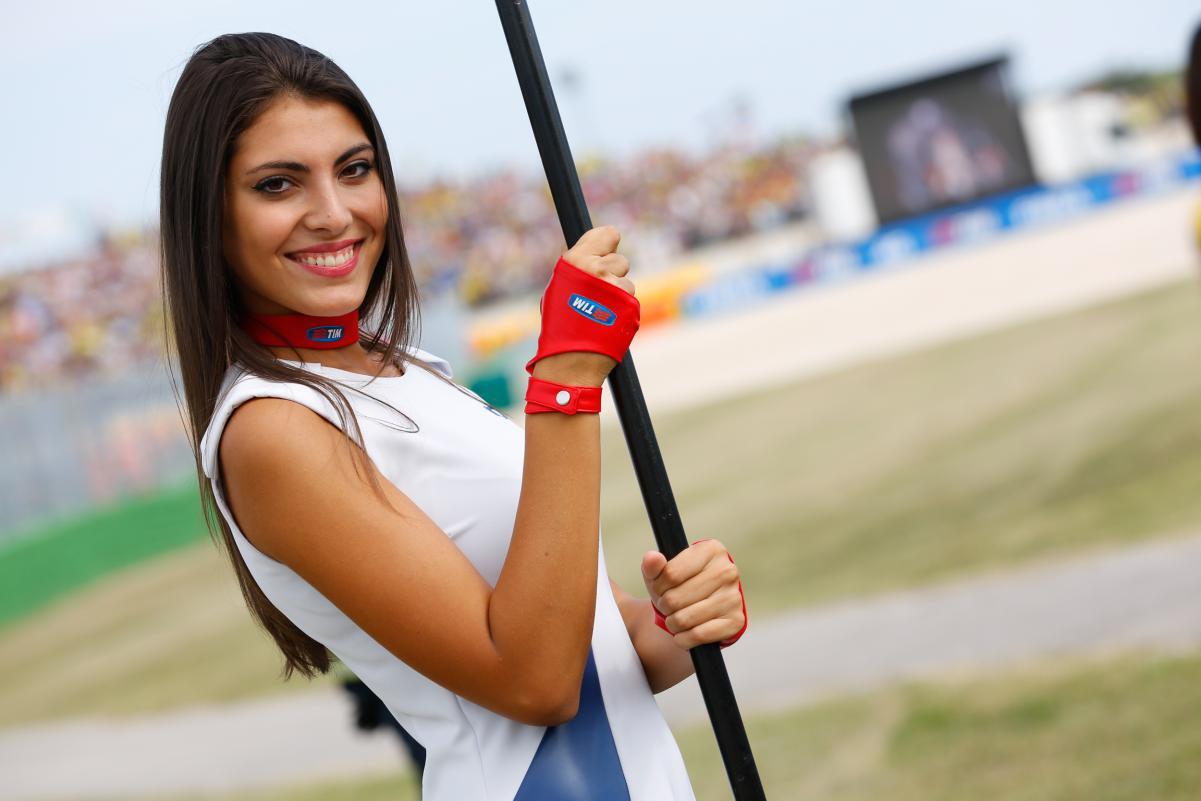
[532, 225, 635, 388]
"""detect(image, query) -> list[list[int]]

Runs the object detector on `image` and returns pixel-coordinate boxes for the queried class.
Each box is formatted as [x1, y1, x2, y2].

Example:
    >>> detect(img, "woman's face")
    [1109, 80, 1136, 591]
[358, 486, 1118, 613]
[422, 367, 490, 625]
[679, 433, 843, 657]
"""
[223, 95, 388, 317]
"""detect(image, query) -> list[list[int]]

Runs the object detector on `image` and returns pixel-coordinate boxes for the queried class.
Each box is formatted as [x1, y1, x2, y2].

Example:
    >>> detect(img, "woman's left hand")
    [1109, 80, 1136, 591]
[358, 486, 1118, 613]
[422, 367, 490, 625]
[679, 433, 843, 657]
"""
[641, 539, 746, 650]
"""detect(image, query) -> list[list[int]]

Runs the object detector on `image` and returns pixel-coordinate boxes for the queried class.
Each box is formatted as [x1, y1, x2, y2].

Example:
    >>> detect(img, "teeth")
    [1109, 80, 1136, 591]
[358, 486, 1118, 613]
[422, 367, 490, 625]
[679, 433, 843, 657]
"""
[293, 244, 355, 268]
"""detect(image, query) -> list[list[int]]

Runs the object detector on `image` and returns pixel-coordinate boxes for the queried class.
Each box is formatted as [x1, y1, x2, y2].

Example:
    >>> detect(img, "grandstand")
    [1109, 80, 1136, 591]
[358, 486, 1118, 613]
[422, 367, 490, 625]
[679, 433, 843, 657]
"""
[0, 59, 1188, 395]
[0, 136, 810, 394]
[0, 65, 1193, 539]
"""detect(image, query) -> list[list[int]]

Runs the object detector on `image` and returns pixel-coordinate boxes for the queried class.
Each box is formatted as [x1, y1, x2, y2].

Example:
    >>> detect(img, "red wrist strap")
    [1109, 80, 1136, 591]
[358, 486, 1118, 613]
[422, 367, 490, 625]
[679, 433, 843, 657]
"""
[525, 377, 602, 415]
[653, 544, 747, 649]
[526, 257, 640, 373]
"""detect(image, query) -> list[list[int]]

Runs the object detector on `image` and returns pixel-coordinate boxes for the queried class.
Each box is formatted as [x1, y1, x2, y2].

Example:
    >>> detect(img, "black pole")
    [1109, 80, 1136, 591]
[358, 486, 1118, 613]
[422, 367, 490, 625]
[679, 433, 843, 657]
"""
[494, 3, 766, 798]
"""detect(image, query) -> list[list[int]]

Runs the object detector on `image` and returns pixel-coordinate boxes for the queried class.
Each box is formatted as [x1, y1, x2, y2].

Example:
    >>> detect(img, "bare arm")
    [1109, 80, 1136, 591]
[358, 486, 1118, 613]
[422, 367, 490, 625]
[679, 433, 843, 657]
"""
[220, 226, 632, 727]
[609, 541, 747, 694]
[610, 579, 695, 693]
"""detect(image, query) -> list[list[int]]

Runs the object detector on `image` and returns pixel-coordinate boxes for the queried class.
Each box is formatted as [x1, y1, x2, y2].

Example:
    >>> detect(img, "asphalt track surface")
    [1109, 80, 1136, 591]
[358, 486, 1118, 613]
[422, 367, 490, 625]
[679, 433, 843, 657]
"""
[2, 189, 1199, 800]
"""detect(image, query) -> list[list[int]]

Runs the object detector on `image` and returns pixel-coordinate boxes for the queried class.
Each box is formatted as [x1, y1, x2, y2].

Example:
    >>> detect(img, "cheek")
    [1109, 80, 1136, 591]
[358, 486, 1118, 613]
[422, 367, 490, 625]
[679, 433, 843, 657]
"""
[366, 184, 389, 229]
[223, 207, 295, 298]
[358, 186, 389, 260]
[235, 206, 296, 264]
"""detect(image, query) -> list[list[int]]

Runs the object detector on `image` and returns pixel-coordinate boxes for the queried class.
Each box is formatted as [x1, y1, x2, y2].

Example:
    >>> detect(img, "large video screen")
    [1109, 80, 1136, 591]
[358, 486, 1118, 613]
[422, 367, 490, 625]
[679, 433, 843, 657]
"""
[849, 56, 1036, 224]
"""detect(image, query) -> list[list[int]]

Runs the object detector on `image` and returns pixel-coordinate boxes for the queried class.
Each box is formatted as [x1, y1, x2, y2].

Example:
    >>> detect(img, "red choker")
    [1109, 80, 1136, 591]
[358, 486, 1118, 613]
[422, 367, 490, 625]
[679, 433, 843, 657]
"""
[240, 309, 360, 350]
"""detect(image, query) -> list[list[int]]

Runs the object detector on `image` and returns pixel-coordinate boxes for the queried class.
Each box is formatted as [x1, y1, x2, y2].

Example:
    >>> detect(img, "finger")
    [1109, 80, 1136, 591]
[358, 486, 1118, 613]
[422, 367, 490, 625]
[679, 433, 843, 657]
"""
[649, 541, 728, 599]
[597, 253, 630, 277]
[641, 550, 667, 585]
[606, 275, 635, 297]
[569, 225, 621, 259]
[655, 557, 739, 616]
[663, 584, 743, 634]
[672, 617, 743, 650]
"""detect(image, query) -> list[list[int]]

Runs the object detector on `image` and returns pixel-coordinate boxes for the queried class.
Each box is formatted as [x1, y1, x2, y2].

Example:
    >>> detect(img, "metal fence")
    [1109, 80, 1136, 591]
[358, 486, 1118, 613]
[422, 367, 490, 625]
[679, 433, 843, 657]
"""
[0, 362, 194, 542]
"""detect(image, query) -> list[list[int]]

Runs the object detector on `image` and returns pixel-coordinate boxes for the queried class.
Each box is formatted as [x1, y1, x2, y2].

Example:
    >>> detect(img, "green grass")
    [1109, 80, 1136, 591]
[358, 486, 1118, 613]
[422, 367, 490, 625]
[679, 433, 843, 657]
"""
[3, 281, 1201, 725]
[683, 650, 1201, 801]
[0, 482, 208, 627]
[157, 650, 1201, 801]
[600, 279, 1201, 610]
[0, 541, 319, 727]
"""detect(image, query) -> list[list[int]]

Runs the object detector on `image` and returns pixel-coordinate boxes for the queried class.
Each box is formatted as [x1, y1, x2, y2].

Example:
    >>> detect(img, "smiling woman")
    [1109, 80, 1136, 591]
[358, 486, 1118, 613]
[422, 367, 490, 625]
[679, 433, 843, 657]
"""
[222, 100, 387, 319]
[159, 32, 422, 678]
[158, 31, 740, 801]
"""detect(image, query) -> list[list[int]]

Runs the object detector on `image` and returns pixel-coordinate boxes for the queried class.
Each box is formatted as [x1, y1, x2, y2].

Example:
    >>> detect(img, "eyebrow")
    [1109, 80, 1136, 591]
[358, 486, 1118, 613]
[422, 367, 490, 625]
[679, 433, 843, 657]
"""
[245, 143, 374, 175]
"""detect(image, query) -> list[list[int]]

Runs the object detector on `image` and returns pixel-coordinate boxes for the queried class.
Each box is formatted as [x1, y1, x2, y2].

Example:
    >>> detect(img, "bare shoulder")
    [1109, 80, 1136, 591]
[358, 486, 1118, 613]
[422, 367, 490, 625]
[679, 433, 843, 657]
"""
[217, 396, 368, 562]
[220, 396, 335, 474]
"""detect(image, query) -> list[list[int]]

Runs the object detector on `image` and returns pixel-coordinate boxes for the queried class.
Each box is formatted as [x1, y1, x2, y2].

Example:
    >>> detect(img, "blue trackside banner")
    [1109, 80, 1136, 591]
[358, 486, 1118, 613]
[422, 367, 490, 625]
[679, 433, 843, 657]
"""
[680, 149, 1201, 319]
[568, 294, 616, 326]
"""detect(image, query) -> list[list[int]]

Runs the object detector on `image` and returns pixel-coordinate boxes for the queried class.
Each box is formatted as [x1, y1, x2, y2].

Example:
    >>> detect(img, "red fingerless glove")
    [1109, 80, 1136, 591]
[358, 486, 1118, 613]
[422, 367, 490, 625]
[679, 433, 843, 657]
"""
[526, 256, 640, 374]
[653, 544, 747, 649]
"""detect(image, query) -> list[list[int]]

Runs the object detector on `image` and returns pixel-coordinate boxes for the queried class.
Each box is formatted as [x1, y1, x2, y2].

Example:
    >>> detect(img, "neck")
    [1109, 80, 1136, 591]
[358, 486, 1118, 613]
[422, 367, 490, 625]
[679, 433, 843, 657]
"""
[240, 309, 359, 350]
[239, 309, 403, 377]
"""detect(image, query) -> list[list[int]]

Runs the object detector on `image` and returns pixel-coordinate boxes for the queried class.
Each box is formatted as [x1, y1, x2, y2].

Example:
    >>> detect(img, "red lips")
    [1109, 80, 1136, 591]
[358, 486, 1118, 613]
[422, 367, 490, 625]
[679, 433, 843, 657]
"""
[286, 237, 363, 257]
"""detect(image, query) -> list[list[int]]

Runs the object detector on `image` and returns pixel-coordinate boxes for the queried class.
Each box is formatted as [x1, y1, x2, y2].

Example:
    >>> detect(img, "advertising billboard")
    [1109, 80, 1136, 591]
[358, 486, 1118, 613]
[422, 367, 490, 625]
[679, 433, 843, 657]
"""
[849, 56, 1037, 224]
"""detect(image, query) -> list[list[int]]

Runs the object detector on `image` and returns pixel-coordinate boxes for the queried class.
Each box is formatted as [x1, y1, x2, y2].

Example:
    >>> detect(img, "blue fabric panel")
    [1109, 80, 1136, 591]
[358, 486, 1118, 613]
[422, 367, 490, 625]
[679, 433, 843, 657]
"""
[513, 650, 630, 801]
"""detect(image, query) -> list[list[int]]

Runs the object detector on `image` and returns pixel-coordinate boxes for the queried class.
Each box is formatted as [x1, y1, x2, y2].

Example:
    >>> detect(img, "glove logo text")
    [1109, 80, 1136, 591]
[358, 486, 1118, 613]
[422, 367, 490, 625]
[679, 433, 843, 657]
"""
[568, 294, 616, 326]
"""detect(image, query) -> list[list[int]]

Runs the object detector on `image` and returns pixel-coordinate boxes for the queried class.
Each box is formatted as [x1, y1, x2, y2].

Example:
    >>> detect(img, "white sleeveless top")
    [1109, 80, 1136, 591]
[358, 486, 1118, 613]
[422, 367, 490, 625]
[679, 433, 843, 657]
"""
[199, 348, 695, 801]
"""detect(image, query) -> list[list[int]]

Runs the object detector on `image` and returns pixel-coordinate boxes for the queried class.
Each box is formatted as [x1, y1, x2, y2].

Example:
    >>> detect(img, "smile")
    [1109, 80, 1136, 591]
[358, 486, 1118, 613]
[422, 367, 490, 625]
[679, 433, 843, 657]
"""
[285, 240, 363, 277]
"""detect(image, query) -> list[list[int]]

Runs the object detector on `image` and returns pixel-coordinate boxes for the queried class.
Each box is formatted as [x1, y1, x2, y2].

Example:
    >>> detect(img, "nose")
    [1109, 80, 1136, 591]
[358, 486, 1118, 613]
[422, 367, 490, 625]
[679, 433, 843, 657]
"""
[303, 178, 354, 233]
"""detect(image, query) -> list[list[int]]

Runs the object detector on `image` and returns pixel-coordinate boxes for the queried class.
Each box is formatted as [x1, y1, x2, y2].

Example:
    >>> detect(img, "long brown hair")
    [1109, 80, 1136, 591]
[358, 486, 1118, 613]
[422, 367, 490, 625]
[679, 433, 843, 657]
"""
[159, 32, 420, 678]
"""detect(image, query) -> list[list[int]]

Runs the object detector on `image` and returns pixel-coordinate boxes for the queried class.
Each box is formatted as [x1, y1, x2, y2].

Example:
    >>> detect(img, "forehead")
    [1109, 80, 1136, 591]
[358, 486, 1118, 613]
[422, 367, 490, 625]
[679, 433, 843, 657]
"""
[231, 95, 368, 164]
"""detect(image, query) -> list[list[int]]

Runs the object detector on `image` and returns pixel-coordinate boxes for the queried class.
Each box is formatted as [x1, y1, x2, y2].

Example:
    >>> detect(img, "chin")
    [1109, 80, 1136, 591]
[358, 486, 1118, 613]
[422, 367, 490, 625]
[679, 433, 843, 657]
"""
[294, 287, 367, 318]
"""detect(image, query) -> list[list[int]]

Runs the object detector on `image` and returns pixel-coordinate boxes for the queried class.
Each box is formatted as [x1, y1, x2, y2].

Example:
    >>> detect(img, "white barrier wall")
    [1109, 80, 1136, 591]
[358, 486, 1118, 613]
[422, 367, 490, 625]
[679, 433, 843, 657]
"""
[807, 147, 877, 241]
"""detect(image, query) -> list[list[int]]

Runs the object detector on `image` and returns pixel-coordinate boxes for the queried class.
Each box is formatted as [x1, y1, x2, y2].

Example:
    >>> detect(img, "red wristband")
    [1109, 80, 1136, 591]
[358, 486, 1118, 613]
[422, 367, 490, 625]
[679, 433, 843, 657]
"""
[525, 376, 602, 415]
[527, 257, 640, 373]
[652, 543, 747, 649]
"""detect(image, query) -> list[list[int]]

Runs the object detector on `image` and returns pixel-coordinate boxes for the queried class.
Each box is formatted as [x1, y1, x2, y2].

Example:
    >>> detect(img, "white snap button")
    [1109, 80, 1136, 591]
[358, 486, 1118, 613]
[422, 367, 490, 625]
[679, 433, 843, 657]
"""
[555, 390, 571, 406]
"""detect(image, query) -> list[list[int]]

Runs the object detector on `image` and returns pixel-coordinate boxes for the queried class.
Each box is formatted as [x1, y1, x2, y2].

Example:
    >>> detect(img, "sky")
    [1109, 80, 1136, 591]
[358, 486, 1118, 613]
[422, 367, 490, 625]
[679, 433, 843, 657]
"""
[1, 0, 1198, 269]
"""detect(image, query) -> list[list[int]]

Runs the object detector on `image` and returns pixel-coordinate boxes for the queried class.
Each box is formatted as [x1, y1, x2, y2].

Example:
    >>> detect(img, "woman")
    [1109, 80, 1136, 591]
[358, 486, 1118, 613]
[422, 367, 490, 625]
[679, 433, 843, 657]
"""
[160, 32, 746, 801]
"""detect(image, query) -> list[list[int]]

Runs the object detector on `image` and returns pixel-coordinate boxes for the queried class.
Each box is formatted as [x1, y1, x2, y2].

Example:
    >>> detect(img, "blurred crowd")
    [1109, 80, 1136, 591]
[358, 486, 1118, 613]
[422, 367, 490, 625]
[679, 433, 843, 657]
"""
[407, 138, 812, 305]
[0, 236, 165, 394]
[0, 136, 812, 393]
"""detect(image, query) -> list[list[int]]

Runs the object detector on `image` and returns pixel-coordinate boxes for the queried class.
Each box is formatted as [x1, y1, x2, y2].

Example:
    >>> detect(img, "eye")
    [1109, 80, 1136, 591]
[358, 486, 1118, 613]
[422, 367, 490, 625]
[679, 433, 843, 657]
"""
[253, 176, 293, 195]
[343, 160, 375, 179]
